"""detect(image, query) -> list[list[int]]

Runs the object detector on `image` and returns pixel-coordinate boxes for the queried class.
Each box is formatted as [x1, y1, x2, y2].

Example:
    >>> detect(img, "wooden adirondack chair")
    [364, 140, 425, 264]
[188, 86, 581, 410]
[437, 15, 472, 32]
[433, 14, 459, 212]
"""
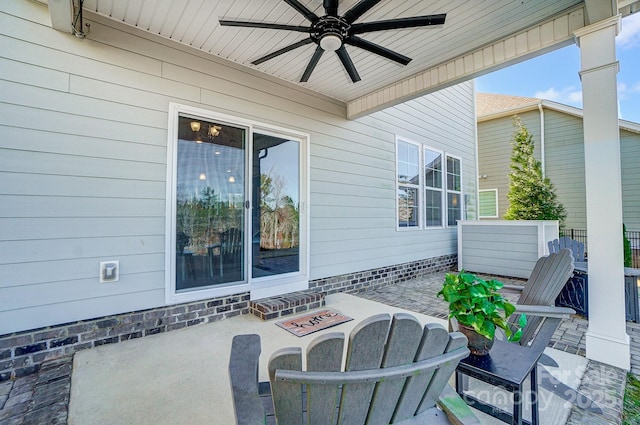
[548, 237, 585, 262]
[454, 249, 576, 425]
[547, 237, 589, 315]
[501, 248, 576, 349]
[229, 313, 481, 425]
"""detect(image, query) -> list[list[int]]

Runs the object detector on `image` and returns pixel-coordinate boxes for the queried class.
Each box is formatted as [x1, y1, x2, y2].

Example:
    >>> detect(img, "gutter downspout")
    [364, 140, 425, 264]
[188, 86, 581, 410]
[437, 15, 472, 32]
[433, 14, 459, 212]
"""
[538, 102, 546, 176]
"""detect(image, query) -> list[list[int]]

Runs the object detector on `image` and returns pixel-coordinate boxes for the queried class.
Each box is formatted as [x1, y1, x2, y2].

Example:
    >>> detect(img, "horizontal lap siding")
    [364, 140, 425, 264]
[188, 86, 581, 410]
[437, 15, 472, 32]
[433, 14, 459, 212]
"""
[477, 111, 541, 219]
[460, 225, 539, 278]
[0, 2, 476, 333]
[621, 130, 640, 231]
[310, 82, 476, 277]
[543, 110, 586, 229]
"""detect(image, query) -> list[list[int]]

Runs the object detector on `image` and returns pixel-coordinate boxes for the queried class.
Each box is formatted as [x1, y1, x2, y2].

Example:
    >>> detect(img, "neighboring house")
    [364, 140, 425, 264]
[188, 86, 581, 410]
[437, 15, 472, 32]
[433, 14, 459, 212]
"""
[0, 2, 477, 378]
[476, 92, 640, 231]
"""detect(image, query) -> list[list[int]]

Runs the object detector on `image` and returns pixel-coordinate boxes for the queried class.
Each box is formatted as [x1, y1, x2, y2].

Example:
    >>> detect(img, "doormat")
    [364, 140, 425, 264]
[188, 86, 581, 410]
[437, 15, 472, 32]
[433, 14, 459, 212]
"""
[276, 309, 353, 337]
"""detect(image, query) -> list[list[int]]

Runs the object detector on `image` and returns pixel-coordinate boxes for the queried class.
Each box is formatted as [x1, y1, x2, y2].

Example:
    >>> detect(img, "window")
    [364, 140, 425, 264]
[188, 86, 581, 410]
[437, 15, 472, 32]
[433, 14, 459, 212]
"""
[478, 189, 498, 218]
[396, 138, 463, 229]
[424, 148, 443, 227]
[446, 155, 462, 226]
[397, 140, 420, 228]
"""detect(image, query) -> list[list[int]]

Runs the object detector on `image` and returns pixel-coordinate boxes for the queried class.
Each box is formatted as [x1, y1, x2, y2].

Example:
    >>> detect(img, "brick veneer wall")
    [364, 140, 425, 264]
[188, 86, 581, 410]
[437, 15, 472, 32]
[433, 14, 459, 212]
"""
[0, 293, 250, 381]
[310, 253, 457, 294]
[0, 253, 457, 381]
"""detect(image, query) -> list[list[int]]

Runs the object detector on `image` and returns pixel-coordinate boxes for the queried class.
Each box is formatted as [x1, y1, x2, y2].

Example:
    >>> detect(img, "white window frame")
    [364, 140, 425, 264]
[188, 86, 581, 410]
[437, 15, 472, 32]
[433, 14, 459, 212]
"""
[478, 189, 499, 218]
[424, 146, 445, 228]
[395, 137, 422, 230]
[165, 103, 310, 304]
[445, 154, 463, 227]
[396, 137, 464, 230]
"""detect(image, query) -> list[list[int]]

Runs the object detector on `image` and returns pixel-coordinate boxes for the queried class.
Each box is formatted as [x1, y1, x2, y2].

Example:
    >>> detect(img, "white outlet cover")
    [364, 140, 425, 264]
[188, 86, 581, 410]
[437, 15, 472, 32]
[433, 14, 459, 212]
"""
[100, 260, 119, 283]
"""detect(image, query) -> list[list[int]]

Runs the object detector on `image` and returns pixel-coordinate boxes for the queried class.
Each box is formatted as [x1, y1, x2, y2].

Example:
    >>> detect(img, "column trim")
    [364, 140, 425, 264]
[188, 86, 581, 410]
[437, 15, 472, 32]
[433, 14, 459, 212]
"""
[573, 14, 621, 45]
[578, 60, 620, 79]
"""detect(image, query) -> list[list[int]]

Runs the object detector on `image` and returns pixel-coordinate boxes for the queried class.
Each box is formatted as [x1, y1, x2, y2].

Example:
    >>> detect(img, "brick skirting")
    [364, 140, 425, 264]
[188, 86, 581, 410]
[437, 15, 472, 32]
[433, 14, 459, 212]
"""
[0, 253, 457, 381]
[250, 291, 326, 320]
[250, 254, 457, 321]
[0, 293, 250, 381]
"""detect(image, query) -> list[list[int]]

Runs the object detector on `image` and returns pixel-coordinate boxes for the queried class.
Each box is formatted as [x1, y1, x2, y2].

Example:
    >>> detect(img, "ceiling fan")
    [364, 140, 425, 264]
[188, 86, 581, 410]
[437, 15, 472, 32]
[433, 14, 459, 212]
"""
[219, 0, 446, 83]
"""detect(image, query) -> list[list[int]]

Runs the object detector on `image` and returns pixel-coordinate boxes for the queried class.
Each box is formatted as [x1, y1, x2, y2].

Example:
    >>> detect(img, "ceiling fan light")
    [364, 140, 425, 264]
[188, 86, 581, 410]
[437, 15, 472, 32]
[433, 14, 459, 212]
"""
[320, 34, 341, 52]
[190, 121, 201, 132]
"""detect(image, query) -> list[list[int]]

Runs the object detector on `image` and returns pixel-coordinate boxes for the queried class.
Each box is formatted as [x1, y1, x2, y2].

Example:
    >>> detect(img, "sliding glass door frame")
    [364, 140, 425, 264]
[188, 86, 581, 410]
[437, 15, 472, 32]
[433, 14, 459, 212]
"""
[165, 103, 310, 304]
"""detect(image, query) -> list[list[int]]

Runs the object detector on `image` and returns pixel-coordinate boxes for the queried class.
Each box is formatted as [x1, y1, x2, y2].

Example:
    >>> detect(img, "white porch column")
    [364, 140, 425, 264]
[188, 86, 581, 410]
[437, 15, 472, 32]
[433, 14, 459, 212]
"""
[575, 16, 630, 371]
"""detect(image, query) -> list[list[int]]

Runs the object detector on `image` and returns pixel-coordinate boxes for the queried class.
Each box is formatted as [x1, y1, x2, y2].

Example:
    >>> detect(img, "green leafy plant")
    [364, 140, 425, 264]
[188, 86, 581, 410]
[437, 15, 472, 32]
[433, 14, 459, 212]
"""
[437, 271, 526, 342]
[624, 224, 632, 268]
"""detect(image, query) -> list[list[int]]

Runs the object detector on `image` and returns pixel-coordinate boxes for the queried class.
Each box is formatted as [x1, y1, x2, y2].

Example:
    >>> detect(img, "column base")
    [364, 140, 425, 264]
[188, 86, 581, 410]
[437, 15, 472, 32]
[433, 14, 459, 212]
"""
[586, 330, 630, 370]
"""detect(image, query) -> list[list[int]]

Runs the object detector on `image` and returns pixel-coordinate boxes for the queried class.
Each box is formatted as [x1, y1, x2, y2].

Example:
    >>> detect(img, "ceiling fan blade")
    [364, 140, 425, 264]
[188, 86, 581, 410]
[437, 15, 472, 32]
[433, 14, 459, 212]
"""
[336, 46, 361, 83]
[323, 0, 339, 16]
[351, 14, 446, 33]
[219, 20, 310, 32]
[346, 36, 411, 65]
[283, 0, 320, 23]
[343, 0, 384, 24]
[252, 38, 314, 65]
[301, 46, 325, 82]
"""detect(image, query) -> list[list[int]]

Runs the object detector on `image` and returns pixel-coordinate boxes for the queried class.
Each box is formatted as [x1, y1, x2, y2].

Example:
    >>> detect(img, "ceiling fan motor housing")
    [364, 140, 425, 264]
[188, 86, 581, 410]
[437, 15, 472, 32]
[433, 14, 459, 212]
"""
[311, 16, 350, 49]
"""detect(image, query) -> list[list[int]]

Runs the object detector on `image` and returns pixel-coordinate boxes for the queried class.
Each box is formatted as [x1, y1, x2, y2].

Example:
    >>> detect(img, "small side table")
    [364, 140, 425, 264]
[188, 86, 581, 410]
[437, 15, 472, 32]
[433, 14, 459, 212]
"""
[455, 339, 542, 425]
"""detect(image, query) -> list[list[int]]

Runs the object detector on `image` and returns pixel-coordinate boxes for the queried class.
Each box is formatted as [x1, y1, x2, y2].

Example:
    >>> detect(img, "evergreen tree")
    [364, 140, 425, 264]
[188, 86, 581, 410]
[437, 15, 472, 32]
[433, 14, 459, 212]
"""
[504, 117, 566, 225]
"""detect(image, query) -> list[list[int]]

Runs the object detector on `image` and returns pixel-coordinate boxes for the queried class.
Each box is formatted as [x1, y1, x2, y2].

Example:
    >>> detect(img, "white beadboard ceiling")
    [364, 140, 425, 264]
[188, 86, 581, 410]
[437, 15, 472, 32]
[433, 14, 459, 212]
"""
[80, 0, 587, 103]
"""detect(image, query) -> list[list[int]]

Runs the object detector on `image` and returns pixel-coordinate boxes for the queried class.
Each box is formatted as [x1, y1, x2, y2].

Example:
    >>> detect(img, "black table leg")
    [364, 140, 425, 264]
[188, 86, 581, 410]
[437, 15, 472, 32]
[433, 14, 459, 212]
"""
[530, 366, 539, 425]
[513, 383, 523, 425]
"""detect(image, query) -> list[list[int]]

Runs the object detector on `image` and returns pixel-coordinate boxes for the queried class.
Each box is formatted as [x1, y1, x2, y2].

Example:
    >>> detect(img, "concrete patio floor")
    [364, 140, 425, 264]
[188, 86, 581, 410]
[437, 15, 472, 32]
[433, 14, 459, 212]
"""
[0, 270, 631, 424]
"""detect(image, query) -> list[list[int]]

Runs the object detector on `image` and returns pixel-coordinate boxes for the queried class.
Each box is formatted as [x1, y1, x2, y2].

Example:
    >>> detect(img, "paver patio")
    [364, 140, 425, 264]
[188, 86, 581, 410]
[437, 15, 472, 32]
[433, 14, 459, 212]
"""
[0, 270, 633, 424]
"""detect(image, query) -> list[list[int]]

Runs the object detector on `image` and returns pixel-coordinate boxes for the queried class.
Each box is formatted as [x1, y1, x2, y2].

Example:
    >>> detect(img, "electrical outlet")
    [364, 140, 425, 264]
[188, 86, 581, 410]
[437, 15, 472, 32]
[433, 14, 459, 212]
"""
[100, 260, 119, 283]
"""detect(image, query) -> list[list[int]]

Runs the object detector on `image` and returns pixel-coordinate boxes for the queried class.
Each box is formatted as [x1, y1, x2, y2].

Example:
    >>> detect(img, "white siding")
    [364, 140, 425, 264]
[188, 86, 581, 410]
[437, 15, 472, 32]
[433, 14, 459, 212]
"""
[458, 221, 558, 278]
[0, 2, 477, 333]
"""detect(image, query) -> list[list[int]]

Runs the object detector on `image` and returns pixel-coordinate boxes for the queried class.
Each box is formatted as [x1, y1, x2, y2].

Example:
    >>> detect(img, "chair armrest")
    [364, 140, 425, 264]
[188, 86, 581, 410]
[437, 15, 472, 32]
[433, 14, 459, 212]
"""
[502, 284, 525, 292]
[514, 304, 575, 319]
[437, 384, 481, 425]
[228, 334, 266, 425]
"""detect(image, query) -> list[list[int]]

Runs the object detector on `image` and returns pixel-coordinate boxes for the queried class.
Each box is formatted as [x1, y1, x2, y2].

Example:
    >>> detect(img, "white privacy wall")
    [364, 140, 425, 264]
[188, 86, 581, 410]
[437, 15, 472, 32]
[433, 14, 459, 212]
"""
[0, 1, 477, 333]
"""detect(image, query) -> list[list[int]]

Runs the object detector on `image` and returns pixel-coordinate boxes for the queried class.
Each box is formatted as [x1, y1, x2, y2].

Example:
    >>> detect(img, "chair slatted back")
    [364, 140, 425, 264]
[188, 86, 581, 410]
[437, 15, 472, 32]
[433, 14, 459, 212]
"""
[221, 228, 243, 257]
[548, 237, 585, 261]
[268, 313, 469, 425]
[511, 249, 574, 346]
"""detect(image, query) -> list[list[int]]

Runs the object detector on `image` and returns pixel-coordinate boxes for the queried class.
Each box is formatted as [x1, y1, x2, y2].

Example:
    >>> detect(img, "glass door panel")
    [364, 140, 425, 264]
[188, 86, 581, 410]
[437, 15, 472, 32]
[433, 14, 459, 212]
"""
[175, 116, 246, 291]
[252, 133, 300, 278]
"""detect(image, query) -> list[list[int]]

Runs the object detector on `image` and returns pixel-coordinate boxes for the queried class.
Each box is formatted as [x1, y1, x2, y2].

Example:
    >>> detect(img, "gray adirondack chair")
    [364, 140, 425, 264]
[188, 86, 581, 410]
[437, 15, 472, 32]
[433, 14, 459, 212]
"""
[229, 313, 481, 425]
[454, 250, 577, 423]
[502, 248, 576, 350]
[548, 237, 585, 262]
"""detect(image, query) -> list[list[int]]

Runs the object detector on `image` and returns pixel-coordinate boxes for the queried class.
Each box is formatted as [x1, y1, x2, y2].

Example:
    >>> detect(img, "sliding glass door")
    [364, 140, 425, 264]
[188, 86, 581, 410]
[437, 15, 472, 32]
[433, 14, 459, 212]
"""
[169, 108, 307, 299]
[251, 133, 300, 278]
[175, 116, 246, 291]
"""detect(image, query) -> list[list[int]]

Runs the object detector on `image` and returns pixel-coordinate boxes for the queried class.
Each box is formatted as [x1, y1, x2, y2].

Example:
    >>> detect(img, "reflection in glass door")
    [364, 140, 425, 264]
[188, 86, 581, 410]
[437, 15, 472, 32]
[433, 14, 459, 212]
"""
[175, 116, 246, 291]
[252, 133, 300, 278]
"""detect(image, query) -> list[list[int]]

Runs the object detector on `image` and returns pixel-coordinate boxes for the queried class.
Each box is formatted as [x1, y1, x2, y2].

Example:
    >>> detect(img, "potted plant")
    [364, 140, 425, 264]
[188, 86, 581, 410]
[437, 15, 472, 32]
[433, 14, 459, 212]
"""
[437, 271, 526, 355]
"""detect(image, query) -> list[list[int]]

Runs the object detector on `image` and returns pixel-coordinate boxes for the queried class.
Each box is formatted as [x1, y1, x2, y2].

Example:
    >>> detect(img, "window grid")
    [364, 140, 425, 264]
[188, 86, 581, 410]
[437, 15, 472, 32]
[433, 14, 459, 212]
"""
[424, 148, 443, 228]
[396, 139, 462, 230]
[396, 140, 421, 228]
[446, 155, 462, 226]
[478, 189, 498, 218]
